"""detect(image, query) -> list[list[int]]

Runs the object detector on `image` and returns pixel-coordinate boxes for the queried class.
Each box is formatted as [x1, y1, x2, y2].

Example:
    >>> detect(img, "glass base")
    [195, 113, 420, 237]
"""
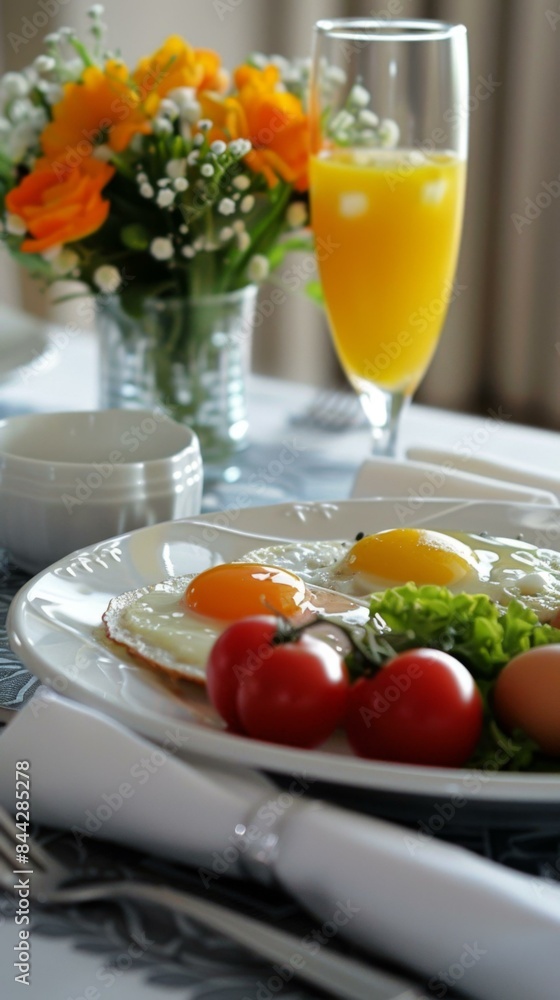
[352, 377, 410, 457]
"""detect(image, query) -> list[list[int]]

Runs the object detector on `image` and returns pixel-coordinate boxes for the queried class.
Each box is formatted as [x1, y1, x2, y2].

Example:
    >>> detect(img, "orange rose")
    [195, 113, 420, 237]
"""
[41, 62, 150, 163]
[133, 35, 228, 115]
[5, 158, 114, 253]
[201, 64, 308, 192]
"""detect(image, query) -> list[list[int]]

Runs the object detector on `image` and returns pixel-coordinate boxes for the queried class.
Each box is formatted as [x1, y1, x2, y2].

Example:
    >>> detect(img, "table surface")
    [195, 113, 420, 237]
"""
[0, 333, 559, 1000]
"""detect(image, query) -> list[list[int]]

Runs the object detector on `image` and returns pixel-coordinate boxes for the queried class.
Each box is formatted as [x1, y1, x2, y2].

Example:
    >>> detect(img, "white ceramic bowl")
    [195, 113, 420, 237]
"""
[0, 409, 202, 573]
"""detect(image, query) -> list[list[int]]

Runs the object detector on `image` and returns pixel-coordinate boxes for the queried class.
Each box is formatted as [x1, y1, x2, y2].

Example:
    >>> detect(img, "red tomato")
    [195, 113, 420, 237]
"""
[206, 615, 349, 748]
[345, 649, 483, 767]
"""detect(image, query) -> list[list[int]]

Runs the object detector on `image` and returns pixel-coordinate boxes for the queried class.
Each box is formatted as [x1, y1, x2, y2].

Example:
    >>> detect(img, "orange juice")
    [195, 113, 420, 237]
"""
[310, 149, 466, 394]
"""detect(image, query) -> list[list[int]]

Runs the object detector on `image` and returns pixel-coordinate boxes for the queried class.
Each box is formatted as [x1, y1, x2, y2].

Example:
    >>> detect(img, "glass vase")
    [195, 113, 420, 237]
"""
[97, 286, 258, 476]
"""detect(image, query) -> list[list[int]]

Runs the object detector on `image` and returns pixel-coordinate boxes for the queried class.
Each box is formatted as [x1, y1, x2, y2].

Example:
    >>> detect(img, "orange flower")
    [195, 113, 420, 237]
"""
[133, 35, 228, 115]
[41, 62, 150, 162]
[6, 158, 114, 253]
[201, 64, 309, 192]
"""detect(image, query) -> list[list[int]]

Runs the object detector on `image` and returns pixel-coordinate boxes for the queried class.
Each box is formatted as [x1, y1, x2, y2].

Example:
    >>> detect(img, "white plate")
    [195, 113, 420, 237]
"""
[0, 304, 49, 384]
[8, 498, 560, 805]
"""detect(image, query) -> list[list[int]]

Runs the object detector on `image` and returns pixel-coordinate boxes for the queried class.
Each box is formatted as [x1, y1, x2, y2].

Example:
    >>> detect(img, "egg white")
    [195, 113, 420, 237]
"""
[103, 571, 369, 683]
[241, 531, 560, 621]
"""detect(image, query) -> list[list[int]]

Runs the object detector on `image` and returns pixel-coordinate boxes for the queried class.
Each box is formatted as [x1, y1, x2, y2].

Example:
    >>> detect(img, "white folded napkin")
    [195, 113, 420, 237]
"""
[2, 688, 560, 1000]
[351, 455, 558, 505]
[407, 447, 560, 501]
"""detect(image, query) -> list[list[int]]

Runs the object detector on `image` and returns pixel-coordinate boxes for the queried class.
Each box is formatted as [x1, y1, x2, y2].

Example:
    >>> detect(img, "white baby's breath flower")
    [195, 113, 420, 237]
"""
[41, 244, 62, 262]
[200, 163, 214, 177]
[33, 55, 56, 74]
[331, 109, 354, 133]
[219, 226, 234, 241]
[7, 98, 34, 124]
[88, 4, 105, 16]
[157, 178, 171, 186]
[166, 87, 196, 110]
[179, 224, 189, 234]
[210, 140, 227, 155]
[158, 98, 179, 120]
[152, 117, 173, 136]
[286, 202, 308, 229]
[38, 82, 63, 106]
[247, 254, 269, 283]
[270, 54, 290, 75]
[165, 158, 187, 179]
[197, 119, 212, 131]
[349, 84, 370, 108]
[192, 132, 203, 146]
[378, 118, 400, 148]
[93, 143, 112, 162]
[326, 65, 347, 86]
[0, 73, 29, 100]
[180, 100, 201, 125]
[358, 109, 379, 128]
[43, 33, 61, 45]
[139, 183, 154, 198]
[181, 245, 195, 258]
[237, 231, 251, 252]
[229, 138, 252, 157]
[250, 53, 268, 69]
[192, 237, 205, 251]
[5, 213, 26, 236]
[156, 188, 175, 208]
[51, 248, 79, 275]
[218, 198, 236, 216]
[233, 175, 251, 191]
[136, 171, 148, 183]
[93, 264, 121, 294]
[240, 195, 255, 214]
[173, 177, 188, 192]
[150, 237, 174, 261]
[187, 150, 200, 166]
[232, 219, 245, 234]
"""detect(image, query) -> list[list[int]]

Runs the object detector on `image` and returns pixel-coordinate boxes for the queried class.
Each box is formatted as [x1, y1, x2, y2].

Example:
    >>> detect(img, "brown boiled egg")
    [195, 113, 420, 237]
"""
[494, 645, 560, 755]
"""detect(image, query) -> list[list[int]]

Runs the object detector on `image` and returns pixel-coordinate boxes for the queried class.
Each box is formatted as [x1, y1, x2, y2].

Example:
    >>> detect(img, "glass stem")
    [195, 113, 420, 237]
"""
[356, 382, 410, 457]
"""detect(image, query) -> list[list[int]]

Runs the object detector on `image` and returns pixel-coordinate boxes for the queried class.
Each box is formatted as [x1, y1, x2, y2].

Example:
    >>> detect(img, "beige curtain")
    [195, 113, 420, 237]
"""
[2, 0, 559, 430]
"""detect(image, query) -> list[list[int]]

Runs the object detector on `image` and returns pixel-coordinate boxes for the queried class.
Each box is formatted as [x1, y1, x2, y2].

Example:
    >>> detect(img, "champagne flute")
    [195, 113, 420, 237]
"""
[309, 19, 468, 455]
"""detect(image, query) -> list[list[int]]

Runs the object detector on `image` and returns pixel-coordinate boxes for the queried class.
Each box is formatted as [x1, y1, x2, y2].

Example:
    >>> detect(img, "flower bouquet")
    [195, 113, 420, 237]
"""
[0, 6, 312, 464]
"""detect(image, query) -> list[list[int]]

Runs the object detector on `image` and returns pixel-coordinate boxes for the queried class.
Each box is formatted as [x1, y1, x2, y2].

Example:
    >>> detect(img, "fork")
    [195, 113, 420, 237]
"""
[290, 389, 368, 432]
[0, 805, 427, 1000]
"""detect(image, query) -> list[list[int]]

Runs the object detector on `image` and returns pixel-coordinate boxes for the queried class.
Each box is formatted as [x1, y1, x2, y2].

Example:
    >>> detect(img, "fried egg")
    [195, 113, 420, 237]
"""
[240, 528, 560, 621]
[103, 561, 369, 683]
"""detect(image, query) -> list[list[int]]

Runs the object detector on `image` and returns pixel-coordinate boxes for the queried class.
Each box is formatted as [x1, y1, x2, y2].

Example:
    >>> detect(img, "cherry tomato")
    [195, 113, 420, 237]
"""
[345, 649, 483, 767]
[206, 615, 349, 748]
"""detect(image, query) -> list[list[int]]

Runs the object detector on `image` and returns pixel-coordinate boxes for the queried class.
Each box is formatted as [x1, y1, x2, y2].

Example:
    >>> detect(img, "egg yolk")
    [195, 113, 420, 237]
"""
[184, 563, 307, 621]
[343, 528, 478, 586]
